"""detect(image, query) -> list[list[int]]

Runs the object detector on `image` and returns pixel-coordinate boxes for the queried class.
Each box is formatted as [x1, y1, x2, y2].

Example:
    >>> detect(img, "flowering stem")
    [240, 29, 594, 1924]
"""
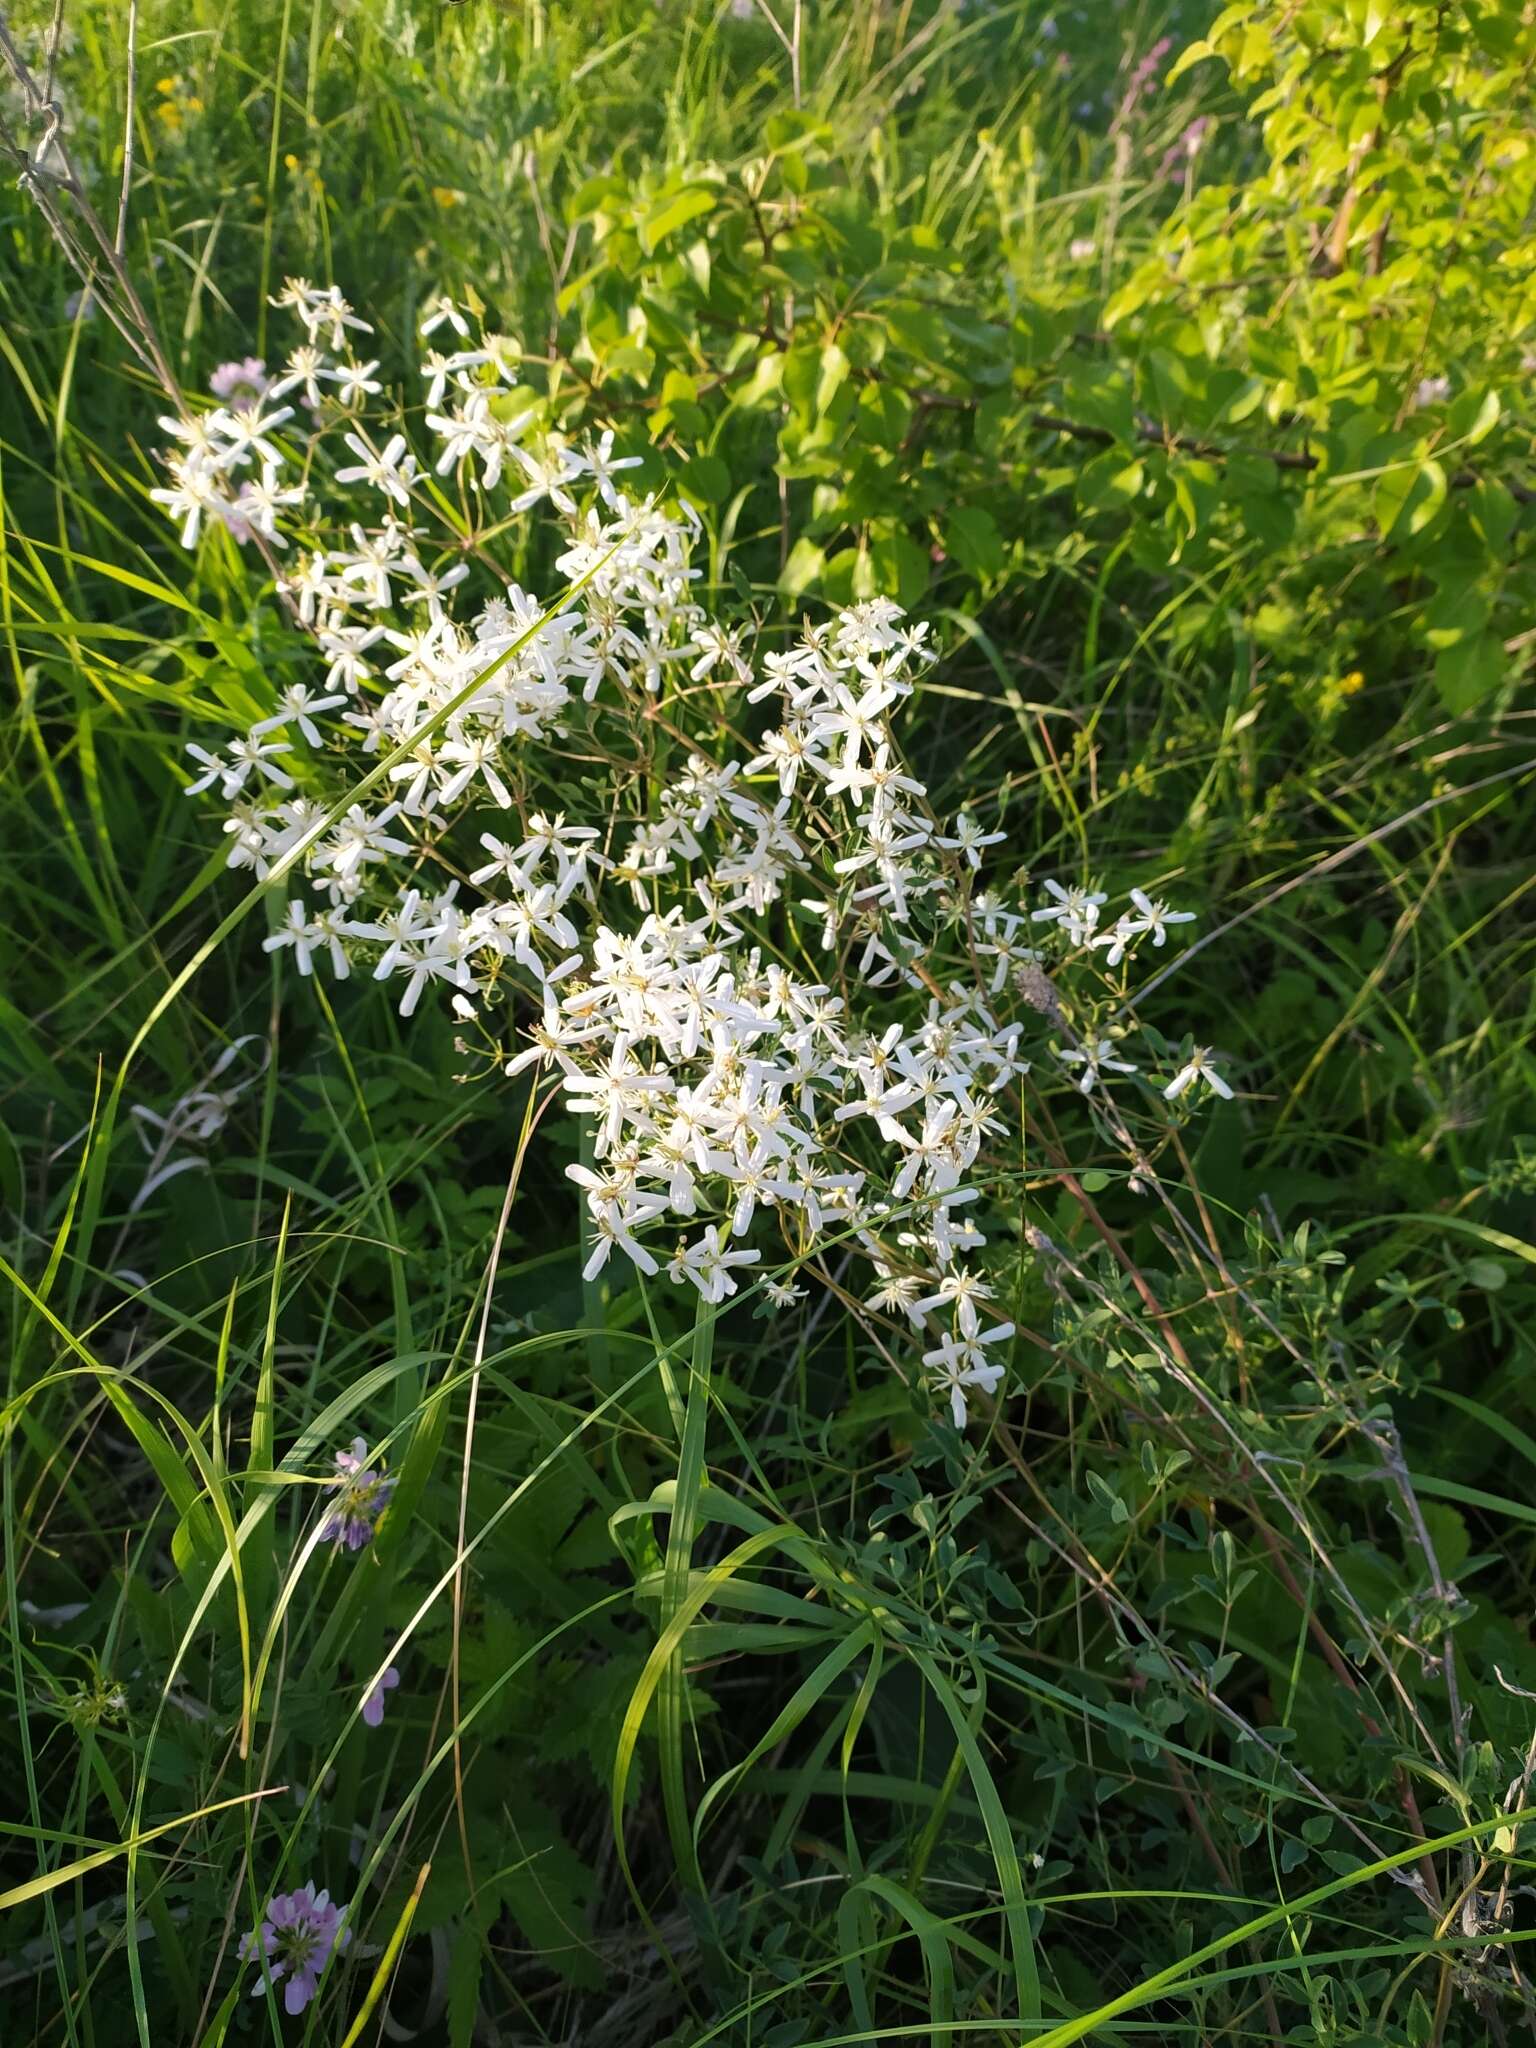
[577, 1120, 610, 1383]
[658, 1302, 717, 1896]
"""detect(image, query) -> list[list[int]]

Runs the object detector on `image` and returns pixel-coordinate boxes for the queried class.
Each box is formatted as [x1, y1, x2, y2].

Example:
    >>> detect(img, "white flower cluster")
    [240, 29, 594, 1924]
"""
[152, 280, 1227, 1429]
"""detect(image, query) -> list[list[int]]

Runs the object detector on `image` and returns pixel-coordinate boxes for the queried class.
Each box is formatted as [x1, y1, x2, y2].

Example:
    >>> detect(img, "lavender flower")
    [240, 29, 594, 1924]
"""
[209, 356, 270, 412]
[239, 1882, 349, 2016]
[361, 1665, 400, 1727]
[320, 1437, 395, 1550]
[1113, 34, 1173, 131]
[1128, 34, 1173, 97]
[1159, 116, 1211, 180]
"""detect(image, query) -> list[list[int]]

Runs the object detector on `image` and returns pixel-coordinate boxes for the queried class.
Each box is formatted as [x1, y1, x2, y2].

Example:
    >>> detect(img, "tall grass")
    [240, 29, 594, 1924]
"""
[3, 3, 1535, 2045]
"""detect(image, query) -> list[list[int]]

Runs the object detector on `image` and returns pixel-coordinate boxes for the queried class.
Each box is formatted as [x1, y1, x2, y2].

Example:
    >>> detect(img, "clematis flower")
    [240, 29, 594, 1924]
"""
[154, 275, 1219, 1443]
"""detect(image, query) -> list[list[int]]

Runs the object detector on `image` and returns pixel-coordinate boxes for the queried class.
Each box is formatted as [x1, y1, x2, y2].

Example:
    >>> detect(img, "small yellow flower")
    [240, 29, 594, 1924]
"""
[431, 186, 462, 209]
[284, 152, 300, 172]
[1338, 669, 1365, 696]
[155, 75, 178, 94]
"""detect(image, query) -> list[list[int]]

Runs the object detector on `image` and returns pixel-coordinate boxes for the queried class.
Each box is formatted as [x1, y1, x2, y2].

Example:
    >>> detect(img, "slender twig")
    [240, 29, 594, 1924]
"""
[0, 9, 178, 398]
[753, 0, 803, 109]
[116, 0, 137, 258]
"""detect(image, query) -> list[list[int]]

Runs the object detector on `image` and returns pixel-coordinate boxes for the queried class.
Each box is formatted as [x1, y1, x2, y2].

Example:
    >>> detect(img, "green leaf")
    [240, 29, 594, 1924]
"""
[782, 343, 822, 416]
[868, 525, 930, 607]
[1468, 479, 1518, 553]
[943, 505, 1004, 575]
[858, 381, 912, 444]
[1463, 388, 1501, 447]
[639, 185, 716, 254]
[565, 174, 625, 222]
[445, 1921, 485, 2048]
[1467, 2, 1521, 56]
[1423, 581, 1488, 651]
[1060, 361, 1135, 443]
[819, 547, 865, 604]
[1375, 458, 1446, 540]
[1076, 452, 1145, 514]
[1433, 633, 1505, 711]
[1165, 39, 1217, 83]
[778, 535, 826, 597]
[816, 342, 850, 416]
[678, 453, 731, 505]
[1227, 454, 1295, 546]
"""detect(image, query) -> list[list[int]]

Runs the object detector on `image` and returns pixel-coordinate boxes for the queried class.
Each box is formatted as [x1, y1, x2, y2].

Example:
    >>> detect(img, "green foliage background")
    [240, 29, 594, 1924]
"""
[1, 1, 1534, 2043]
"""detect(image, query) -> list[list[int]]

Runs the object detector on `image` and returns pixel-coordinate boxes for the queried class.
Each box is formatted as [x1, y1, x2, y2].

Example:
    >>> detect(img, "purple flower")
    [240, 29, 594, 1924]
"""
[239, 1882, 349, 2016]
[209, 356, 270, 412]
[361, 1665, 400, 1727]
[1159, 117, 1212, 180]
[1113, 34, 1174, 129]
[1128, 34, 1173, 95]
[319, 1437, 395, 1551]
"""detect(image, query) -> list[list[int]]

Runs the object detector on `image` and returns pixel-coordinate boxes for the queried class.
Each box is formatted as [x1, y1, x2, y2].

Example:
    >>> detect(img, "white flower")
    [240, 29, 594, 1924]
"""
[868, 1273, 929, 1325]
[1057, 1037, 1137, 1094]
[207, 401, 297, 468]
[560, 1042, 673, 1152]
[1094, 917, 1139, 969]
[328, 358, 383, 407]
[911, 1267, 998, 1339]
[575, 1185, 667, 1281]
[1031, 879, 1106, 945]
[582, 430, 644, 509]
[1123, 888, 1194, 947]
[420, 294, 470, 340]
[268, 344, 330, 407]
[251, 685, 348, 746]
[311, 804, 411, 881]
[936, 812, 1006, 869]
[922, 1323, 1013, 1427]
[509, 441, 586, 516]
[1164, 1047, 1233, 1102]
[334, 431, 419, 506]
[263, 900, 351, 978]
[151, 457, 229, 548]
[670, 1225, 762, 1304]
[686, 622, 749, 684]
[151, 272, 1219, 1442]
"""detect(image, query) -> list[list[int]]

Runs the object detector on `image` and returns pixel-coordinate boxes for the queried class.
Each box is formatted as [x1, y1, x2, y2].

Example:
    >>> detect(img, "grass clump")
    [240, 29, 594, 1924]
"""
[2, 3, 1535, 2045]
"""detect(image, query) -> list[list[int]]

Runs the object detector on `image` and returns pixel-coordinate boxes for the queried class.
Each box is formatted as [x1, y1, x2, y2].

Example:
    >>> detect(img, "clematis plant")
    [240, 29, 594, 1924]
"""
[153, 280, 1227, 1430]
